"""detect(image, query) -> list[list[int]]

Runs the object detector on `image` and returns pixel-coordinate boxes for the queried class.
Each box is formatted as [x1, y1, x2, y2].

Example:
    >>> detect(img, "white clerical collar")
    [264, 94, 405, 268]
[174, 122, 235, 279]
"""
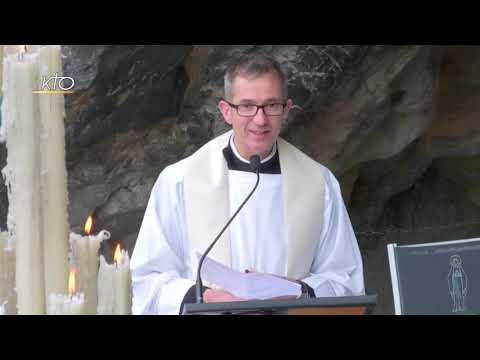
[229, 135, 277, 164]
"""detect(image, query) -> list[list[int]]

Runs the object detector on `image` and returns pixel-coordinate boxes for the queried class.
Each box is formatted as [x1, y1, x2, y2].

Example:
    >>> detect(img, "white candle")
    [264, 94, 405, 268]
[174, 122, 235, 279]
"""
[47, 293, 85, 315]
[36, 45, 70, 304]
[97, 245, 132, 315]
[1, 47, 46, 314]
[0, 46, 3, 94]
[113, 247, 132, 315]
[47, 269, 84, 315]
[0, 231, 16, 314]
[69, 228, 110, 314]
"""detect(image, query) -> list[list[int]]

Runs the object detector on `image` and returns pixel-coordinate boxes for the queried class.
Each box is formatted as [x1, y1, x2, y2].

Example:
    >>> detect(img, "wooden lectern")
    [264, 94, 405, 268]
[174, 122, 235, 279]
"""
[183, 294, 377, 315]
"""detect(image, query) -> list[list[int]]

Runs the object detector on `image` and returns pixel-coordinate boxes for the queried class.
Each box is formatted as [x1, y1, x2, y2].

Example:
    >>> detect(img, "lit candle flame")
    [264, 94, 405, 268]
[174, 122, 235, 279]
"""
[114, 244, 122, 266]
[68, 268, 76, 296]
[17, 45, 27, 61]
[84, 215, 93, 235]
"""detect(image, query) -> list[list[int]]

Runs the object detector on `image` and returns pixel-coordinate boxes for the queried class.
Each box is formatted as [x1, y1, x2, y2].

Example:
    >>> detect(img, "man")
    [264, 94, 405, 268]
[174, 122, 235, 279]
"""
[130, 53, 365, 315]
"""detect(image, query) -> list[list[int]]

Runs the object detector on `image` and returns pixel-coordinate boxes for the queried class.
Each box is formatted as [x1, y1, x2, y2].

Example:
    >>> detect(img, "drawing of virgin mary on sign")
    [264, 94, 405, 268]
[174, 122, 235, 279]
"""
[447, 255, 468, 313]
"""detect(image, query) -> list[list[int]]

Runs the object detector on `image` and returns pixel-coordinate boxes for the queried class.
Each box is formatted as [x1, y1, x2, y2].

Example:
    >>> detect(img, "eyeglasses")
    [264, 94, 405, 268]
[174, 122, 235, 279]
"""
[224, 100, 287, 117]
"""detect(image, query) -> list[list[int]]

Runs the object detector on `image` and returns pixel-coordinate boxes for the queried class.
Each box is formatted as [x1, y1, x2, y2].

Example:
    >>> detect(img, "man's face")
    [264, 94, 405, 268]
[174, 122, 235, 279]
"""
[219, 72, 292, 160]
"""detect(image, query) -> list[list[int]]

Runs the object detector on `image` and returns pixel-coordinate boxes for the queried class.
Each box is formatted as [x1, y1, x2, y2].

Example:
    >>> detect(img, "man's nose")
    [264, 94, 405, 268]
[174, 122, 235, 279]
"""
[252, 107, 268, 125]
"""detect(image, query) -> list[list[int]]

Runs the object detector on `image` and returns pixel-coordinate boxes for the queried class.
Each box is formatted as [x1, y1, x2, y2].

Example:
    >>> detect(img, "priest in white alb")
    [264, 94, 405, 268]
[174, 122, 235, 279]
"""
[130, 53, 365, 315]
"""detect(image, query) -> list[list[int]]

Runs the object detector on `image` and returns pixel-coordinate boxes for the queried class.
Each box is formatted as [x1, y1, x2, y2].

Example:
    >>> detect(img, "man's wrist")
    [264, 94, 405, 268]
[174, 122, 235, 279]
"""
[297, 280, 316, 298]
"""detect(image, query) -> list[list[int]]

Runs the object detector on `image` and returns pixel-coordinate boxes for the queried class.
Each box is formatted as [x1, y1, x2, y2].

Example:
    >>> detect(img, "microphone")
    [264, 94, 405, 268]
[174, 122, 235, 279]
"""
[249, 154, 261, 173]
[195, 154, 261, 304]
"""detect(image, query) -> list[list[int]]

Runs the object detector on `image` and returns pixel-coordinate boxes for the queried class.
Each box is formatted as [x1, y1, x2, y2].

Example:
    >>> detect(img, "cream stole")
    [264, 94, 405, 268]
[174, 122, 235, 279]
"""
[183, 131, 325, 279]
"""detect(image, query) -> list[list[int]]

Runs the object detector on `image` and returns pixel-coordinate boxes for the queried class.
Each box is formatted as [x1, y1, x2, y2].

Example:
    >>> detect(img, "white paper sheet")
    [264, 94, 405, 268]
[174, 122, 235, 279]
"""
[198, 253, 301, 300]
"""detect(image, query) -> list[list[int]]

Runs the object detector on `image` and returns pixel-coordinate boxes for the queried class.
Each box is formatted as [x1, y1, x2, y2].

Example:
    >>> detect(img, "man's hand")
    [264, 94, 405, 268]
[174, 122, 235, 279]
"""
[203, 288, 245, 303]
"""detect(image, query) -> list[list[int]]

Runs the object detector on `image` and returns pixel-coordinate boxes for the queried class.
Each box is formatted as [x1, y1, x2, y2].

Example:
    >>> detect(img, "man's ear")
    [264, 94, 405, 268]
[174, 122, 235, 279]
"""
[283, 98, 294, 119]
[218, 100, 232, 125]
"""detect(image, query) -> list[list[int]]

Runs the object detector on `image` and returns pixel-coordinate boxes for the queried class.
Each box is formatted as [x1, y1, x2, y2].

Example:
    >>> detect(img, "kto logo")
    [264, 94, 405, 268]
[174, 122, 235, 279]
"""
[32, 73, 75, 94]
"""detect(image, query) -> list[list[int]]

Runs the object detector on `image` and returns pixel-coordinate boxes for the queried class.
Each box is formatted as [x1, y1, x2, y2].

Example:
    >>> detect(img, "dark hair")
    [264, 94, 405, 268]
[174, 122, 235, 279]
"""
[224, 53, 288, 100]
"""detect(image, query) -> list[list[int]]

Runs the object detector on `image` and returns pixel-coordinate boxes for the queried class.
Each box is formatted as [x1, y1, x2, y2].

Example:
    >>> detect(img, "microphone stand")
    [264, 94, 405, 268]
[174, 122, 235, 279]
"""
[195, 155, 261, 304]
